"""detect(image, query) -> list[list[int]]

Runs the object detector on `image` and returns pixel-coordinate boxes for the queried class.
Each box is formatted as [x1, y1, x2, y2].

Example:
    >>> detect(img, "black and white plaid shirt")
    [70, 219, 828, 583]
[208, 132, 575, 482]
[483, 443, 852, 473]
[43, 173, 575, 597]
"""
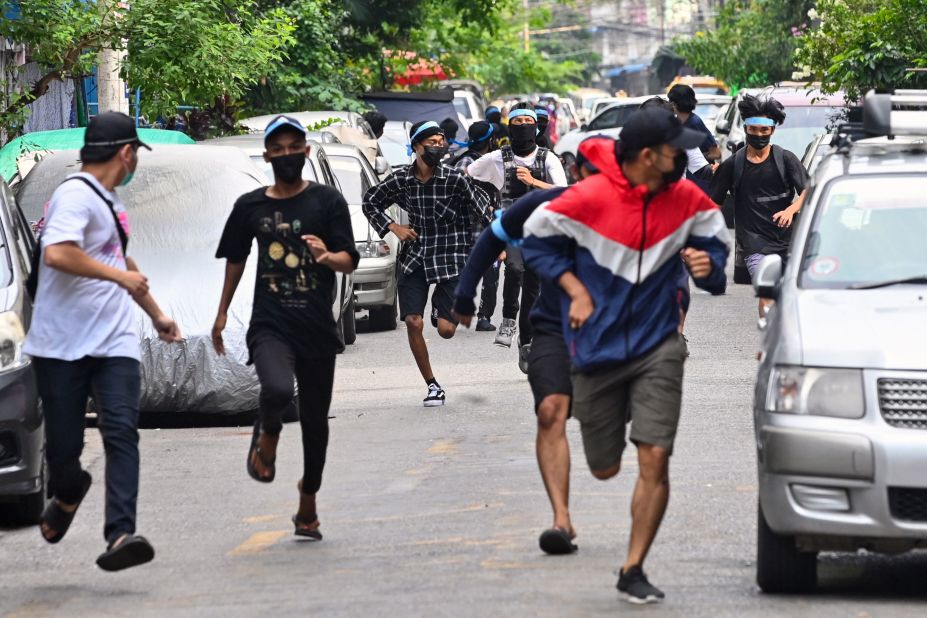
[363, 163, 491, 283]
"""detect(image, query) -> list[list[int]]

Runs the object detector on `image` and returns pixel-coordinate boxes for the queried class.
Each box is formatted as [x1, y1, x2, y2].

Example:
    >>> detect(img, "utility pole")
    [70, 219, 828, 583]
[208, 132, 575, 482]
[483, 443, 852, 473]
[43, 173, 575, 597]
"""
[96, 0, 128, 115]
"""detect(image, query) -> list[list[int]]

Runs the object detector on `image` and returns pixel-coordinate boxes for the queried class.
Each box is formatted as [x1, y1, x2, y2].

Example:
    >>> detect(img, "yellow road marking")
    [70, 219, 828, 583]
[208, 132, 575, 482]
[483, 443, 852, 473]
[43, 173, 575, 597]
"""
[427, 439, 459, 455]
[243, 514, 281, 524]
[228, 530, 288, 556]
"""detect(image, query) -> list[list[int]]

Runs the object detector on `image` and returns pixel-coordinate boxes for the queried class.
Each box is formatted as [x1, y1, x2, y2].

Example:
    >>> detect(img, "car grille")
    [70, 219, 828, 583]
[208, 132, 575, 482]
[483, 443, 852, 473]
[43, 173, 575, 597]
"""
[889, 487, 927, 522]
[878, 379, 927, 429]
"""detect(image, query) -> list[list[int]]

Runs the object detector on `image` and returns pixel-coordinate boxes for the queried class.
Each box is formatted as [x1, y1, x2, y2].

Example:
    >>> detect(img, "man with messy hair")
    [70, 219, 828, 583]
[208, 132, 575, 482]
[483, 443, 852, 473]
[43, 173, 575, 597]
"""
[710, 94, 808, 318]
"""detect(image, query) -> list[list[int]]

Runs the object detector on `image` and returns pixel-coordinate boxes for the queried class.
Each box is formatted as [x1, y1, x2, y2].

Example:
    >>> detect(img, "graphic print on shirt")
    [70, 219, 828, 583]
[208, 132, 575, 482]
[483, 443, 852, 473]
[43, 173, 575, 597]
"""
[256, 211, 317, 303]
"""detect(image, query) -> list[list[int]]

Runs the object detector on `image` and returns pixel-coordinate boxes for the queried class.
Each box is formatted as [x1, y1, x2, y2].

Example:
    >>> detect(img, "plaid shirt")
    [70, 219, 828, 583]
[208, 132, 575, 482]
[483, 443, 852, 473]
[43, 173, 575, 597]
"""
[363, 163, 491, 283]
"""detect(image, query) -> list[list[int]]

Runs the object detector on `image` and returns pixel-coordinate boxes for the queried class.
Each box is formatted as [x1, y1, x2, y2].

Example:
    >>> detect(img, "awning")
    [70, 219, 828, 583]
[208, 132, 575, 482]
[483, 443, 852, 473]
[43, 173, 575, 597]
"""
[604, 63, 649, 78]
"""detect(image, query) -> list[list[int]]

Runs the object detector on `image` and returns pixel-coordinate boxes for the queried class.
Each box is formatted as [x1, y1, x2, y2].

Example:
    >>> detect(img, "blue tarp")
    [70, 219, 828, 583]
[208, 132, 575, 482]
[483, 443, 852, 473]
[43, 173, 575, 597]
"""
[604, 63, 649, 78]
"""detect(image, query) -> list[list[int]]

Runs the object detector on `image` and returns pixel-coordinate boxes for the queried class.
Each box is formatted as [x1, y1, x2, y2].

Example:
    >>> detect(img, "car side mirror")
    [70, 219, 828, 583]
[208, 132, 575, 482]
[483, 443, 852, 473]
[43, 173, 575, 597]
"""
[715, 120, 730, 135]
[754, 254, 782, 300]
[375, 156, 390, 175]
[727, 140, 740, 153]
[580, 123, 588, 132]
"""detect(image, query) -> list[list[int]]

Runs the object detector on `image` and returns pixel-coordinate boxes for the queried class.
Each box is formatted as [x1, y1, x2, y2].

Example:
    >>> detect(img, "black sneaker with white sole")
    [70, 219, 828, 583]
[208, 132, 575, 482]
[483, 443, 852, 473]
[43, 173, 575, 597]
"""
[423, 383, 445, 407]
[616, 566, 665, 604]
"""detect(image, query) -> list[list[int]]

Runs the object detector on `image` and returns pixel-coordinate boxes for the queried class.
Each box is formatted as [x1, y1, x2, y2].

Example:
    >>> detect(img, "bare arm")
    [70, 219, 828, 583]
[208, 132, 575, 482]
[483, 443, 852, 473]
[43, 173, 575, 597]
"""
[772, 188, 808, 228]
[45, 241, 145, 295]
[705, 145, 722, 162]
[211, 261, 247, 355]
[317, 251, 356, 274]
[558, 270, 595, 330]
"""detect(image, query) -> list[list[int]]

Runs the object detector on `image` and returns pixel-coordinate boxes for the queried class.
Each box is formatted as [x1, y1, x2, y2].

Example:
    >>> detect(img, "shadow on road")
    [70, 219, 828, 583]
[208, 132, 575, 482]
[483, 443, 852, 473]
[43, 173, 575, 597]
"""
[814, 550, 927, 599]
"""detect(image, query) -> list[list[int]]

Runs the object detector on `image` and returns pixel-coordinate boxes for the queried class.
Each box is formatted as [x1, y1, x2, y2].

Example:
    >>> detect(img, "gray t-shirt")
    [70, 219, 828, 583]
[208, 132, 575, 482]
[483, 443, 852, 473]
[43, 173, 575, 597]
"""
[24, 173, 139, 361]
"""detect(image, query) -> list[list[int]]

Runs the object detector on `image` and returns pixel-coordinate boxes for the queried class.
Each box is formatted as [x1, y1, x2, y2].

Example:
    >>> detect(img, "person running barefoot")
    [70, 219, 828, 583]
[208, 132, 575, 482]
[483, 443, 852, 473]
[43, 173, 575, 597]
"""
[212, 116, 359, 539]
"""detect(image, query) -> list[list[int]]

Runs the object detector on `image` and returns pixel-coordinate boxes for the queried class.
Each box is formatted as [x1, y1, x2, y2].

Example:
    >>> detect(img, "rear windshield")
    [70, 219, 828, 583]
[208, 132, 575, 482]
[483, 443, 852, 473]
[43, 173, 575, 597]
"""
[801, 175, 927, 289]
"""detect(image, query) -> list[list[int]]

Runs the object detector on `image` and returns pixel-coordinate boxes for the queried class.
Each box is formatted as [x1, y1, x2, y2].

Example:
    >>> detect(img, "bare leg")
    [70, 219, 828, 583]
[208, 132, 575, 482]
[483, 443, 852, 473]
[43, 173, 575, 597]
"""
[536, 394, 573, 533]
[623, 443, 670, 571]
[436, 318, 457, 340]
[405, 315, 435, 382]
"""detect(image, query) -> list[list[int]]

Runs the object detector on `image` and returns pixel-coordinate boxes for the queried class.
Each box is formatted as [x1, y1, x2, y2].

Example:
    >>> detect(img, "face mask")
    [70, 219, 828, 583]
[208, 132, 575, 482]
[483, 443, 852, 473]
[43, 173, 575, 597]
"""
[747, 134, 771, 150]
[421, 144, 449, 167]
[509, 124, 537, 156]
[270, 152, 306, 184]
[660, 151, 688, 186]
[119, 172, 134, 187]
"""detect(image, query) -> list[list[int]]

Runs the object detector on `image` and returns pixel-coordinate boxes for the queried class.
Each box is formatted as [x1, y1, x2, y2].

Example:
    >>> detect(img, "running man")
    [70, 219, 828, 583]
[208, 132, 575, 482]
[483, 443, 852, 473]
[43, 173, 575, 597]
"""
[213, 115, 360, 540]
[454, 137, 610, 555]
[363, 121, 491, 407]
[523, 108, 730, 604]
[26, 112, 182, 571]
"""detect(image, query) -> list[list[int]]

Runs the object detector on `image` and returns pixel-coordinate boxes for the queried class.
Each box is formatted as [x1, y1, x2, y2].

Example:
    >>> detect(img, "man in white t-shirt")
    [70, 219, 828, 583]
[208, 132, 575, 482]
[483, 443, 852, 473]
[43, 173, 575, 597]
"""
[467, 104, 567, 366]
[24, 112, 181, 572]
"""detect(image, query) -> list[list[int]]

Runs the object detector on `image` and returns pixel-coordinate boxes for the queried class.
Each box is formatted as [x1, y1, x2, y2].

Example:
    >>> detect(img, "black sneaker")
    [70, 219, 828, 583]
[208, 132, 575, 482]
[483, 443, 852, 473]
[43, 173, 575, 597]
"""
[424, 383, 445, 407]
[475, 317, 496, 331]
[617, 566, 665, 604]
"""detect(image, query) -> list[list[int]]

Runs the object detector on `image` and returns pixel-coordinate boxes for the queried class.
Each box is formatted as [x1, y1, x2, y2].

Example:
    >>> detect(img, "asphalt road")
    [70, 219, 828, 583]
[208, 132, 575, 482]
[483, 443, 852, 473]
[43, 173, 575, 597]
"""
[2, 272, 927, 617]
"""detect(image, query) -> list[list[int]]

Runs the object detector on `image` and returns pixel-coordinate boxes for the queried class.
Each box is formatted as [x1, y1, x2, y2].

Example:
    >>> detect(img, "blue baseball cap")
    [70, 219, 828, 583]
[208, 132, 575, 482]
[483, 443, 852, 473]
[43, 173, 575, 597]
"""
[264, 115, 307, 144]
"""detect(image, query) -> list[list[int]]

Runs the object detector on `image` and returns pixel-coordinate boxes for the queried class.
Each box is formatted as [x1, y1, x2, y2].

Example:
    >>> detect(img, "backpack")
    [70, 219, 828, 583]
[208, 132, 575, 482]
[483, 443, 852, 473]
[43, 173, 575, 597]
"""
[501, 146, 552, 207]
[731, 144, 794, 203]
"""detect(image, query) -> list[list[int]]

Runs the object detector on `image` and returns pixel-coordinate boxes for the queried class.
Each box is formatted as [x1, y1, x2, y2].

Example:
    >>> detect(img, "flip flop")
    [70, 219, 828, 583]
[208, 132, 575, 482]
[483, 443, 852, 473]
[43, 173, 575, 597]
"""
[96, 535, 155, 572]
[292, 514, 323, 541]
[40, 471, 92, 544]
[246, 419, 275, 483]
[539, 527, 578, 555]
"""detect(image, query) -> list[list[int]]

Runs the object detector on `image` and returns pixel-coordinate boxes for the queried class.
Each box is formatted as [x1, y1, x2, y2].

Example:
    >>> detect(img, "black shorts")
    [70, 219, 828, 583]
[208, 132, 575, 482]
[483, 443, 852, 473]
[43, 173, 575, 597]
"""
[527, 329, 572, 413]
[398, 267, 459, 324]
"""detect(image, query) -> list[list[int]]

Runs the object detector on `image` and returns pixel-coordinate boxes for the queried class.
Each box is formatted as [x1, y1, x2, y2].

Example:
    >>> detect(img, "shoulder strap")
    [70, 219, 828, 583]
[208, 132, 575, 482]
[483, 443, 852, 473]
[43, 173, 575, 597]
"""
[771, 145, 789, 193]
[534, 148, 551, 181]
[732, 147, 746, 198]
[501, 146, 514, 166]
[70, 176, 129, 255]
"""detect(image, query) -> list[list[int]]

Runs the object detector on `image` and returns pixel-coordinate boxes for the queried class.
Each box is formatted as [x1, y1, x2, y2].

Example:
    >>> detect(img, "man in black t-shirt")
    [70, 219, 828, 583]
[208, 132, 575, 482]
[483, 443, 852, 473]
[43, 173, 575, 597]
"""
[710, 95, 808, 318]
[213, 115, 359, 541]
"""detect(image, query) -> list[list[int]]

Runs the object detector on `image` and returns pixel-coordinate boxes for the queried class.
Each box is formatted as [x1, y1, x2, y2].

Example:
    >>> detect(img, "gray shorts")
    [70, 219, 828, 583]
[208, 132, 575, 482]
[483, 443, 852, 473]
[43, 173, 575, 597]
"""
[745, 253, 767, 280]
[571, 333, 688, 472]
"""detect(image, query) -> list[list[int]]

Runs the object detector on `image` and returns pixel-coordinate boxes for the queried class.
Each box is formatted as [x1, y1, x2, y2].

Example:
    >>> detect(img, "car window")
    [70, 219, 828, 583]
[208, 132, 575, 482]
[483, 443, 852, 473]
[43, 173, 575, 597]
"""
[694, 103, 724, 121]
[328, 156, 366, 204]
[316, 150, 337, 187]
[453, 97, 471, 119]
[773, 106, 846, 160]
[589, 106, 638, 131]
[0, 201, 13, 289]
[251, 154, 320, 184]
[801, 176, 927, 289]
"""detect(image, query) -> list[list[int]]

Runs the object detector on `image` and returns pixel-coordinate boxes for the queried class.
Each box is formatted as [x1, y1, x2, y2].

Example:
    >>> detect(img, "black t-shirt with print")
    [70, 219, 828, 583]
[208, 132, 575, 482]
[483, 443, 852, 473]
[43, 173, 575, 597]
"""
[217, 183, 360, 359]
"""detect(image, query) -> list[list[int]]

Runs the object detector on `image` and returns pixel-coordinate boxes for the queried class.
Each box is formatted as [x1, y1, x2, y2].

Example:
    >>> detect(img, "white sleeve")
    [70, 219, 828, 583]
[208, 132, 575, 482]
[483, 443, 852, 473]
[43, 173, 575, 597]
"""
[466, 152, 504, 191]
[41, 187, 91, 248]
[546, 153, 568, 187]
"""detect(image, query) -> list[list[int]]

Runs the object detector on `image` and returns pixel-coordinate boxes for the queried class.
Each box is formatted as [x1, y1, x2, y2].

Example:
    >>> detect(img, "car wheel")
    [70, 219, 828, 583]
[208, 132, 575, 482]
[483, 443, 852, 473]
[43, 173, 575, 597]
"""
[561, 153, 578, 184]
[342, 294, 357, 345]
[756, 501, 817, 593]
[14, 460, 47, 525]
[369, 297, 398, 332]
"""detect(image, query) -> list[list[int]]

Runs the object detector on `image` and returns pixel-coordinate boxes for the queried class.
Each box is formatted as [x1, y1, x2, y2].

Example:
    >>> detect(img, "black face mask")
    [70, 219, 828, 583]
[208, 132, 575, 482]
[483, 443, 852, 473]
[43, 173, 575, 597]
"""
[270, 152, 305, 184]
[421, 144, 449, 167]
[661, 151, 688, 186]
[509, 123, 538, 156]
[746, 134, 771, 150]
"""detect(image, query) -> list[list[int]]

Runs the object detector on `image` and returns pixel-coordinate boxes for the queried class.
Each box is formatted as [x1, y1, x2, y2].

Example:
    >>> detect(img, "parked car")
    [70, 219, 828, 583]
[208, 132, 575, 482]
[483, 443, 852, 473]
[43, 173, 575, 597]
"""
[752, 91, 927, 593]
[323, 143, 400, 331]
[0, 178, 42, 524]
[666, 75, 730, 95]
[554, 96, 654, 168]
[16, 145, 354, 415]
[378, 120, 413, 169]
[691, 94, 733, 134]
[240, 111, 376, 140]
[567, 87, 612, 122]
[451, 89, 484, 130]
[200, 134, 341, 186]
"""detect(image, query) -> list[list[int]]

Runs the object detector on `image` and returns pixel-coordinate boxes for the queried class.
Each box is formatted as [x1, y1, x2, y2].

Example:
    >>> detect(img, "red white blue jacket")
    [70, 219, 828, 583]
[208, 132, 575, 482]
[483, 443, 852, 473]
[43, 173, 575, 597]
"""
[522, 138, 731, 371]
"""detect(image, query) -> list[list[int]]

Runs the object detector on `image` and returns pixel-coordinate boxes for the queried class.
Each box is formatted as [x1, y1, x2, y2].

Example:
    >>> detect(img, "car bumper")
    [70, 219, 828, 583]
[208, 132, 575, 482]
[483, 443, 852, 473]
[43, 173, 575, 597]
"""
[757, 412, 927, 544]
[0, 360, 43, 496]
[354, 257, 397, 309]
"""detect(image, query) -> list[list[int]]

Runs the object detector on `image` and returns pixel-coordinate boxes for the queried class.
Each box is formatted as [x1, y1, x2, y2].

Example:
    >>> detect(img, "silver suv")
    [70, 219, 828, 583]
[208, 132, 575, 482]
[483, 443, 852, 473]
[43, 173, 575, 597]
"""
[752, 90, 927, 593]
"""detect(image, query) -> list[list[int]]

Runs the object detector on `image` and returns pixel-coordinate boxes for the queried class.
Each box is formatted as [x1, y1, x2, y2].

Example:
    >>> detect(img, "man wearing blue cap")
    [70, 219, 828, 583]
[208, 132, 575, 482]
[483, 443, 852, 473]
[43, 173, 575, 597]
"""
[213, 115, 360, 540]
[363, 120, 491, 407]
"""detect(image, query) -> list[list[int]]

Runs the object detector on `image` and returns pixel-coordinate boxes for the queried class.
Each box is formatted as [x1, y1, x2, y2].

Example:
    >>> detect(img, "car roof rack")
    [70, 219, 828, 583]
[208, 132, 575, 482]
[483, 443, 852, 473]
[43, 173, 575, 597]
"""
[830, 121, 869, 152]
[863, 90, 927, 138]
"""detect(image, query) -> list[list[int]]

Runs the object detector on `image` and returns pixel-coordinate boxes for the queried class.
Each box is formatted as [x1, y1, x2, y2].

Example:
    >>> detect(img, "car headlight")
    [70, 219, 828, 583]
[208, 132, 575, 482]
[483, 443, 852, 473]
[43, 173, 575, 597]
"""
[766, 366, 864, 418]
[0, 312, 25, 372]
[356, 240, 390, 259]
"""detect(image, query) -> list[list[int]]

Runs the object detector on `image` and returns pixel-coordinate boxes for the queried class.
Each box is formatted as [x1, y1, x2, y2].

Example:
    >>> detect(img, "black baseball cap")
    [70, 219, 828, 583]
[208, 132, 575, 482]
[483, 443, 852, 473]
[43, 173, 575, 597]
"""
[81, 112, 151, 162]
[619, 108, 704, 154]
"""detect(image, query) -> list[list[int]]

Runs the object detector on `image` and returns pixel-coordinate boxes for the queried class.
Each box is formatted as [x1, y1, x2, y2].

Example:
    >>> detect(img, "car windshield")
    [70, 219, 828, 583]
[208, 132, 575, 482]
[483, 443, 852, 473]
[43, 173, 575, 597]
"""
[379, 141, 410, 167]
[801, 176, 927, 289]
[771, 106, 845, 160]
[693, 87, 726, 95]
[695, 103, 725, 120]
[251, 155, 319, 183]
[589, 105, 639, 130]
[328, 156, 366, 204]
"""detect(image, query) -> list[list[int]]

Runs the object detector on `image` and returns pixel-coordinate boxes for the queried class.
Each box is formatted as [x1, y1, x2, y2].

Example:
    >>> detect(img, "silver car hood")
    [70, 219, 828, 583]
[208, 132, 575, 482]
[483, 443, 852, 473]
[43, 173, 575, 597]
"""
[799, 288, 927, 370]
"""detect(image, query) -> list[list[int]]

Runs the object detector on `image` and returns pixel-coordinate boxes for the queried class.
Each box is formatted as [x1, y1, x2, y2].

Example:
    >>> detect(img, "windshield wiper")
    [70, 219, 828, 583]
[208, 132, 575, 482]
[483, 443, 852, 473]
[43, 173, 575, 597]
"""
[849, 275, 927, 290]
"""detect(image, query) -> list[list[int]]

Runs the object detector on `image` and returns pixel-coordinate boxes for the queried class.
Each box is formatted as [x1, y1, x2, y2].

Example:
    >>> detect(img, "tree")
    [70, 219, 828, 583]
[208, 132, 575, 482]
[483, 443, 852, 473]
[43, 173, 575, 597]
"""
[794, 0, 927, 100]
[672, 0, 814, 90]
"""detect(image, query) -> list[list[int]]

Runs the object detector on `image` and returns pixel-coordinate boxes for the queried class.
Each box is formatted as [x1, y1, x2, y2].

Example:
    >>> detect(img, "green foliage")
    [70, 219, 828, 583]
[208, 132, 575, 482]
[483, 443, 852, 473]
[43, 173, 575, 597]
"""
[673, 0, 814, 90]
[794, 0, 927, 100]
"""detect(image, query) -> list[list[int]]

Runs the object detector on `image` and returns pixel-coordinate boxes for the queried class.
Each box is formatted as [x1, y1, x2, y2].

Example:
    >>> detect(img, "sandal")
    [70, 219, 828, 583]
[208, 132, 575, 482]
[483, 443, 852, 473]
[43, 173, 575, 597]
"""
[40, 471, 92, 544]
[96, 535, 155, 572]
[292, 514, 323, 541]
[539, 527, 578, 555]
[246, 419, 275, 483]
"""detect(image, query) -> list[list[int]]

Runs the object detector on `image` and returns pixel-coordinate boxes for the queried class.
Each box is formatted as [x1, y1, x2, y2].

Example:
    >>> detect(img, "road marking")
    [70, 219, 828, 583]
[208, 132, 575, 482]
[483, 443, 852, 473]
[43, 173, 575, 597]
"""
[243, 514, 282, 524]
[427, 439, 459, 455]
[228, 530, 288, 556]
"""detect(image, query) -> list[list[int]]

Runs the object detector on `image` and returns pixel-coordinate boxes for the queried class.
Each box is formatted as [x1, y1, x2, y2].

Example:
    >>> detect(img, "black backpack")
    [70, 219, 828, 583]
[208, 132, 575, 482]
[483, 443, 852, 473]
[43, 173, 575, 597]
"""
[27, 176, 129, 300]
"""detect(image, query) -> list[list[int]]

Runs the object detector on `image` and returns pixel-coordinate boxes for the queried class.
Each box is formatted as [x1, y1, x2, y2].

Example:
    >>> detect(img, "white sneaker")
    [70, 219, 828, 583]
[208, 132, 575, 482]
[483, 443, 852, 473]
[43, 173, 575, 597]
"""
[494, 318, 516, 348]
[423, 383, 445, 407]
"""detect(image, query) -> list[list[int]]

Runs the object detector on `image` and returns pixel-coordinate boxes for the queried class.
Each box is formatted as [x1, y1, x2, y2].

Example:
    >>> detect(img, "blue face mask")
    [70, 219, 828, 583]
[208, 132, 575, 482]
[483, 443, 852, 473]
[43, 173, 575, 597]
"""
[120, 171, 134, 187]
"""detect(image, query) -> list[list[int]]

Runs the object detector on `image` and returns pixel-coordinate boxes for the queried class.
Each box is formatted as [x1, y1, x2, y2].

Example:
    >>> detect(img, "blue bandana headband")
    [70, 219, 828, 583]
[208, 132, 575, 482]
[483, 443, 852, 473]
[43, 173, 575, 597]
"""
[745, 117, 776, 127]
[407, 121, 444, 155]
[485, 106, 501, 115]
[508, 109, 538, 123]
[535, 109, 549, 118]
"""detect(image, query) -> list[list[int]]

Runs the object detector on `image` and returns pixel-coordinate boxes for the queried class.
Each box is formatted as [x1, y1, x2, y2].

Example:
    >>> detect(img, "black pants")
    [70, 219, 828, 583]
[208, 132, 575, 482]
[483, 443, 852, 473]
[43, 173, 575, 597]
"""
[250, 331, 336, 495]
[479, 246, 525, 321]
[34, 356, 141, 544]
